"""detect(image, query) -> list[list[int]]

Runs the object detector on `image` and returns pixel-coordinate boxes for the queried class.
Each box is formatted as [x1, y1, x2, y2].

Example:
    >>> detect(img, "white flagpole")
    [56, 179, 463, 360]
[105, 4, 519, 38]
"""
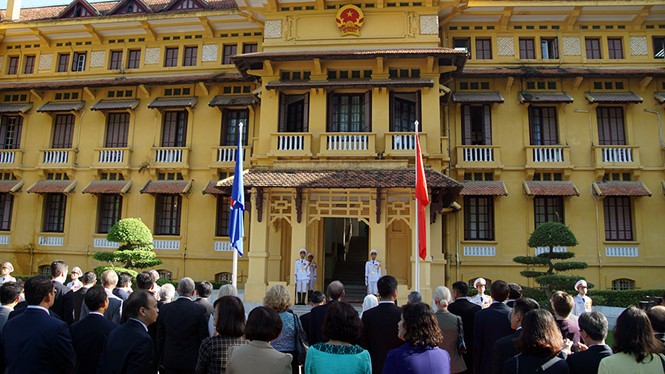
[232, 122, 243, 289]
[414, 121, 420, 292]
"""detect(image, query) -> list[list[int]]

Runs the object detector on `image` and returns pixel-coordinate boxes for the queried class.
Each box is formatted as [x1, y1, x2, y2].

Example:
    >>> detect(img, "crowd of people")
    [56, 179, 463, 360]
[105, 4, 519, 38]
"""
[0, 260, 664, 374]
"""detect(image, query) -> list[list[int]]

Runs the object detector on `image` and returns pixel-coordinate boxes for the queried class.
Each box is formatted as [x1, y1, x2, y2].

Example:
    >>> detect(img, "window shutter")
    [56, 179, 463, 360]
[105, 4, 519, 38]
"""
[483, 104, 492, 145]
[462, 105, 472, 145]
[389, 91, 395, 132]
[302, 92, 310, 132]
[416, 91, 422, 131]
[363, 91, 372, 132]
[327, 93, 334, 132]
[278, 93, 287, 132]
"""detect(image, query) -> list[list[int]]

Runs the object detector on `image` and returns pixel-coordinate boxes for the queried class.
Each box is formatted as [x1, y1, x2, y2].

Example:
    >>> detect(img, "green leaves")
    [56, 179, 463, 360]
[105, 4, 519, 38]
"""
[514, 256, 549, 266]
[107, 218, 154, 245]
[527, 222, 578, 248]
[94, 218, 162, 274]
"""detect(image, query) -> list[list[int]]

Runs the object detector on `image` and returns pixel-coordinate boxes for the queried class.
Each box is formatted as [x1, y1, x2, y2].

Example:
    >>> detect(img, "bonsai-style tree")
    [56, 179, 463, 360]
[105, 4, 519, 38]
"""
[513, 222, 588, 295]
[93, 218, 162, 277]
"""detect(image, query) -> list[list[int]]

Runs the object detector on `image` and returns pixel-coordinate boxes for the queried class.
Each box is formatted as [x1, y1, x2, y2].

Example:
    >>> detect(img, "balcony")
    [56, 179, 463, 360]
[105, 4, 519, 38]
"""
[210, 146, 251, 168]
[92, 148, 131, 169]
[525, 146, 571, 169]
[384, 132, 428, 157]
[37, 148, 77, 169]
[0, 149, 23, 169]
[268, 133, 313, 157]
[319, 132, 376, 157]
[455, 145, 502, 170]
[151, 147, 190, 169]
[592, 145, 641, 169]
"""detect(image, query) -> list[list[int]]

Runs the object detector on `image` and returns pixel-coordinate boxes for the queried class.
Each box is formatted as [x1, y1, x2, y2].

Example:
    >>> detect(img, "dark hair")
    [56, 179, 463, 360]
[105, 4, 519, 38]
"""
[50, 260, 68, 278]
[550, 291, 574, 317]
[214, 296, 245, 337]
[117, 273, 132, 288]
[489, 280, 509, 302]
[197, 281, 213, 298]
[0, 281, 23, 305]
[517, 309, 563, 358]
[136, 272, 154, 290]
[123, 289, 155, 320]
[508, 283, 523, 299]
[245, 306, 282, 342]
[81, 271, 97, 285]
[647, 306, 665, 333]
[327, 281, 345, 301]
[323, 301, 362, 343]
[452, 281, 469, 296]
[402, 302, 442, 347]
[613, 306, 665, 363]
[377, 275, 398, 298]
[311, 291, 325, 304]
[24, 275, 54, 306]
[512, 297, 540, 318]
[578, 311, 609, 342]
[84, 285, 108, 312]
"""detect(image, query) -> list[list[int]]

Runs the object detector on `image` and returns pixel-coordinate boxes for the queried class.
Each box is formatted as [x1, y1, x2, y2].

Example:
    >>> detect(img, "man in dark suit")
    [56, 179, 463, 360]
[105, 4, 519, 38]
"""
[50, 260, 72, 319]
[113, 273, 132, 301]
[100, 290, 158, 374]
[0, 281, 22, 332]
[156, 277, 208, 374]
[360, 275, 402, 374]
[492, 297, 540, 374]
[70, 285, 119, 373]
[2, 275, 76, 373]
[300, 291, 325, 344]
[448, 280, 481, 374]
[64, 271, 96, 324]
[473, 279, 513, 374]
[194, 281, 214, 319]
[566, 311, 613, 374]
[648, 305, 665, 345]
[308, 281, 344, 345]
[80, 269, 122, 324]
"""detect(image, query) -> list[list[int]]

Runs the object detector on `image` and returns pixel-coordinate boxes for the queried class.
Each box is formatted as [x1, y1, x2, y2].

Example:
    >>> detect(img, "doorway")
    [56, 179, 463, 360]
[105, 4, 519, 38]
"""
[322, 218, 369, 302]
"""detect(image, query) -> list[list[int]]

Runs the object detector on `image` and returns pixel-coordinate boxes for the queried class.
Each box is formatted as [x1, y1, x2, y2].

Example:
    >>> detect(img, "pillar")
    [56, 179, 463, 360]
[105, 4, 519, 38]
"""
[244, 188, 270, 302]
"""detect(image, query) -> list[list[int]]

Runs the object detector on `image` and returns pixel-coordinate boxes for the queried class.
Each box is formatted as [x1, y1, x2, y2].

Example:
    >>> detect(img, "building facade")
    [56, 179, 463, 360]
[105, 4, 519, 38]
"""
[0, 0, 663, 302]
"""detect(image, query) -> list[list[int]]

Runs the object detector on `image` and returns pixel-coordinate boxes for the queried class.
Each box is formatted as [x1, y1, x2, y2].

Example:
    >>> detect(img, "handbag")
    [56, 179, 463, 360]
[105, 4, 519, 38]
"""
[456, 316, 467, 355]
[291, 310, 308, 365]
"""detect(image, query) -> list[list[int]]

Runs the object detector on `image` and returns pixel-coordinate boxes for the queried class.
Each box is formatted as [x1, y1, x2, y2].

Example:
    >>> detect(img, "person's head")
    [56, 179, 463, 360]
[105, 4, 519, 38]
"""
[362, 294, 378, 312]
[84, 285, 109, 313]
[50, 260, 68, 280]
[310, 291, 325, 306]
[307, 253, 314, 262]
[613, 306, 665, 362]
[299, 248, 307, 259]
[81, 271, 97, 286]
[518, 309, 563, 358]
[474, 278, 487, 295]
[451, 281, 469, 299]
[219, 284, 238, 297]
[263, 284, 291, 312]
[327, 280, 345, 301]
[323, 301, 362, 343]
[24, 275, 55, 307]
[408, 291, 422, 304]
[370, 249, 377, 260]
[575, 279, 588, 296]
[117, 273, 132, 289]
[433, 286, 452, 310]
[0, 281, 23, 306]
[510, 297, 540, 330]
[136, 272, 155, 290]
[177, 277, 195, 297]
[149, 270, 160, 281]
[578, 311, 609, 345]
[1, 262, 13, 276]
[214, 296, 245, 337]
[159, 283, 175, 302]
[399, 302, 442, 348]
[508, 283, 522, 300]
[489, 280, 509, 302]
[245, 306, 282, 342]
[550, 291, 574, 318]
[196, 281, 213, 299]
[647, 305, 665, 334]
[123, 289, 158, 325]
[70, 266, 82, 281]
[101, 269, 119, 289]
[377, 275, 398, 300]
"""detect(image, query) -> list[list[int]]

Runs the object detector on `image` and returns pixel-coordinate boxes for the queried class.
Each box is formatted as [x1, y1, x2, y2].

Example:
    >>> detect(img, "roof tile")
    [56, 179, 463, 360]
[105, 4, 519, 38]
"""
[203, 181, 223, 194]
[459, 181, 508, 196]
[27, 180, 76, 194]
[0, 181, 23, 193]
[592, 181, 651, 197]
[90, 99, 140, 111]
[82, 180, 132, 194]
[519, 91, 574, 103]
[209, 95, 256, 107]
[147, 97, 197, 109]
[37, 101, 85, 113]
[0, 103, 33, 114]
[452, 92, 504, 103]
[140, 180, 192, 194]
[585, 92, 643, 104]
[523, 181, 579, 196]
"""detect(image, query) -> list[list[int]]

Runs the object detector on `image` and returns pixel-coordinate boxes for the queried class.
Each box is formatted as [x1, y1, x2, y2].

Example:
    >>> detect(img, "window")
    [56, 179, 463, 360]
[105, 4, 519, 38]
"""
[222, 44, 237, 64]
[519, 38, 536, 59]
[43, 194, 67, 232]
[157, 269, 173, 280]
[104, 112, 129, 148]
[475, 38, 492, 60]
[328, 92, 371, 132]
[242, 43, 258, 54]
[390, 92, 420, 132]
[597, 107, 626, 145]
[215, 272, 232, 282]
[0, 115, 22, 149]
[608, 38, 624, 59]
[529, 107, 558, 145]
[604, 196, 633, 241]
[7, 57, 19, 75]
[534, 196, 564, 227]
[0, 194, 13, 231]
[611, 278, 635, 291]
[461, 104, 492, 145]
[654, 37, 665, 59]
[215, 195, 230, 237]
[23, 56, 35, 74]
[464, 196, 494, 240]
[585, 38, 602, 59]
[97, 194, 122, 234]
[127, 49, 141, 69]
[52, 114, 75, 148]
[109, 51, 123, 70]
[57, 53, 70, 72]
[161, 111, 188, 147]
[72, 52, 86, 72]
[38, 265, 51, 276]
[183, 46, 197, 66]
[541, 38, 559, 59]
[155, 194, 181, 235]
[279, 94, 309, 133]
[221, 109, 249, 146]
[453, 37, 471, 56]
[164, 47, 178, 67]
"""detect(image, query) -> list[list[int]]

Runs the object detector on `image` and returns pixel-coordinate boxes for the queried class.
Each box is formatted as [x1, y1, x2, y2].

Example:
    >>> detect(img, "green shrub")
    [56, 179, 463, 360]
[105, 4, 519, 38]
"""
[587, 289, 665, 308]
[93, 218, 162, 275]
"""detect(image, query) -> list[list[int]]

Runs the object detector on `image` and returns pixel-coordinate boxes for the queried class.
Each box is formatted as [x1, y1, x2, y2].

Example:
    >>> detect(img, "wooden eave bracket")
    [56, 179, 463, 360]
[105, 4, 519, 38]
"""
[640, 76, 653, 91]
[140, 21, 157, 41]
[632, 6, 653, 27]
[30, 89, 43, 101]
[198, 82, 209, 96]
[499, 7, 513, 30]
[255, 187, 264, 222]
[84, 24, 102, 43]
[572, 76, 584, 90]
[313, 58, 322, 75]
[198, 16, 215, 37]
[263, 60, 274, 76]
[29, 27, 51, 47]
[565, 7, 582, 30]
[295, 188, 303, 223]
[375, 188, 383, 224]
[83, 87, 96, 100]
[505, 76, 514, 91]
[139, 84, 150, 97]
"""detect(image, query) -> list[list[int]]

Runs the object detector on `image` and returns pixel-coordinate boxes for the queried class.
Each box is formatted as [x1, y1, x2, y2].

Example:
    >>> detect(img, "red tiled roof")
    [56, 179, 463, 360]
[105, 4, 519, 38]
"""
[140, 180, 192, 194]
[519, 91, 574, 103]
[459, 67, 665, 78]
[0, 181, 23, 193]
[459, 181, 508, 196]
[202, 181, 223, 194]
[0, 103, 33, 114]
[37, 101, 85, 112]
[82, 180, 132, 194]
[592, 181, 651, 197]
[27, 180, 76, 194]
[147, 97, 197, 109]
[209, 95, 257, 107]
[90, 99, 140, 111]
[523, 181, 579, 196]
[452, 92, 504, 103]
[585, 92, 643, 104]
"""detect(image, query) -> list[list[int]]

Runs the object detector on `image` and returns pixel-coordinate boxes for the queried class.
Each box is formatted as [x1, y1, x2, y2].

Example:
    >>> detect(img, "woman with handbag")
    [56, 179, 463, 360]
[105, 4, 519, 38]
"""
[434, 286, 468, 374]
[264, 284, 309, 374]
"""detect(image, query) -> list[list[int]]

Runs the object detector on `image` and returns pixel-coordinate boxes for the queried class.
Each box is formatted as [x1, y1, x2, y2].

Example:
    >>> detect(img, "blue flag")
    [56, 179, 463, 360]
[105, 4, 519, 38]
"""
[228, 123, 245, 256]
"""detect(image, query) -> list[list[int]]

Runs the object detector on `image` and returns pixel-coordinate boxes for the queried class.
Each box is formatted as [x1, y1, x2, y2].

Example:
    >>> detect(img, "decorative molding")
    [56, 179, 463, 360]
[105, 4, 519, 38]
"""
[202, 44, 218, 62]
[497, 37, 515, 56]
[419, 15, 438, 35]
[38, 235, 63, 246]
[214, 241, 232, 251]
[89, 51, 106, 68]
[563, 37, 581, 56]
[144, 47, 161, 65]
[630, 36, 648, 56]
[605, 246, 638, 257]
[93, 237, 119, 248]
[463, 245, 496, 256]
[153, 239, 180, 250]
[264, 20, 282, 39]
[295, 188, 303, 223]
[39, 53, 53, 71]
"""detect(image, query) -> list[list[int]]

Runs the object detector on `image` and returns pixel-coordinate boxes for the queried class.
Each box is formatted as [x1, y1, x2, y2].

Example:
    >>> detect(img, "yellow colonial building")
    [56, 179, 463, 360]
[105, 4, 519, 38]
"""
[0, 0, 663, 302]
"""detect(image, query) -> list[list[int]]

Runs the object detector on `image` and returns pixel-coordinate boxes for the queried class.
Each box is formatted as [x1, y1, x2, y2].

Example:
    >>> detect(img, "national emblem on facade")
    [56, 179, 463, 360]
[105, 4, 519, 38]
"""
[336, 5, 364, 36]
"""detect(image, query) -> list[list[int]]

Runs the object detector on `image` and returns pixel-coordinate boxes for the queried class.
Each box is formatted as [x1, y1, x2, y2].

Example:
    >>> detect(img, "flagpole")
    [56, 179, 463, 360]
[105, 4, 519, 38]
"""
[232, 122, 243, 289]
[414, 121, 420, 292]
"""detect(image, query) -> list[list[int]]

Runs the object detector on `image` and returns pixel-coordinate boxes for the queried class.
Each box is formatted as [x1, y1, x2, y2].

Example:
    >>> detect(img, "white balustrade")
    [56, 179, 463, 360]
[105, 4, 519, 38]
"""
[326, 134, 369, 151]
[38, 236, 64, 246]
[0, 235, 9, 245]
[605, 246, 639, 257]
[277, 135, 305, 151]
[214, 241, 233, 252]
[391, 134, 416, 151]
[43, 150, 69, 164]
[463, 245, 496, 256]
[98, 149, 124, 164]
[0, 151, 16, 164]
[153, 239, 180, 250]
[217, 148, 236, 163]
[156, 149, 183, 163]
[463, 147, 494, 162]
[93, 238, 119, 249]
[535, 246, 567, 256]
[532, 147, 564, 163]
[602, 147, 633, 163]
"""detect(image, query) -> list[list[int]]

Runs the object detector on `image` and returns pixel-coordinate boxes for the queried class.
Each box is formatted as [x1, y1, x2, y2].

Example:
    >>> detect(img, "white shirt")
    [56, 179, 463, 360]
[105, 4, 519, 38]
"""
[469, 294, 492, 309]
[130, 318, 148, 332]
[26, 305, 49, 314]
[572, 294, 592, 316]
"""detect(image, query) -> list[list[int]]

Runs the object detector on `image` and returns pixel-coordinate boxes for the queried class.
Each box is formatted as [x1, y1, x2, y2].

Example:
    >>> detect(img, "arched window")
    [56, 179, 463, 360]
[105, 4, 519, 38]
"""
[215, 272, 232, 283]
[157, 269, 172, 281]
[38, 265, 51, 277]
[612, 278, 635, 291]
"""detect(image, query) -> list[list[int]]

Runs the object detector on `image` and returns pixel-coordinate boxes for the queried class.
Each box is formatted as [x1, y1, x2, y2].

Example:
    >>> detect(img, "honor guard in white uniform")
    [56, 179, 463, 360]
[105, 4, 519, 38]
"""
[306, 253, 317, 302]
[294, 248, 310, 305]
[469, 277, 492, 309]
[0, 262, 16, 284]
[572, 279, 592, 316]
[365, 249, 381, 295]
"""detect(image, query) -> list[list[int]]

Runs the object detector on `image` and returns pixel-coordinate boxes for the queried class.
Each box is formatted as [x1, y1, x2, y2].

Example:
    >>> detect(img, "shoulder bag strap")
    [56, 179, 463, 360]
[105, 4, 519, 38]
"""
[540, 356, 561, 372]
[658, 353, 665, 372]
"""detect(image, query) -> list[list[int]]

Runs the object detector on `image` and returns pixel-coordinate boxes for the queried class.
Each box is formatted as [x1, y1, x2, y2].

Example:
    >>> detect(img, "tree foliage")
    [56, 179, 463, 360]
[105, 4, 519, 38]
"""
[93, 218, 162, 276]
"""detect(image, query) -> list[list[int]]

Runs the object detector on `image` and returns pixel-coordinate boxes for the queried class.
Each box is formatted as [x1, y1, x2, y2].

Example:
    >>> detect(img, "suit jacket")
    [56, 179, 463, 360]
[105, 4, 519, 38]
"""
[473, 302, 513, 374]
[194, 297, 215, 319]
[227, 340, 292, 374]
[100, 319, 155, 374]
[0, 305, 12, 332]
[156, 297, 208, 370]
[493, 329, 521, 374]
[556, 318, 581, 346]
[80, 289, 122, 324]
[2, 307, 76, 373]
[113, 288, 130, 301]
[51, 280, 72, 319]
[64, 286, 89, 325]
[566, 344, 612, 374]
[360, 301, 403, 374]
[435, 309, 467, 373]
[308, 301, 333, 345]
[70, 313, 119, 374]
[449, 298, 481, 373]
[299, 311, 314, 346]
[502, 353, 570, 374]
[383, 341, 451, 374]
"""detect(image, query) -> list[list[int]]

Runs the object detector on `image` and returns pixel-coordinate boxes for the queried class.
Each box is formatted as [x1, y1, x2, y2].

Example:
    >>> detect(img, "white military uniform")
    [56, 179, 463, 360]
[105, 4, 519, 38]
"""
[307, 260, 317, 291]
[572, 294, 592, 316]
[0, 275, 16, 284]
[365, 259, 381, 295]
[469, 294, 492, 309]
[294, 258, 310, 293]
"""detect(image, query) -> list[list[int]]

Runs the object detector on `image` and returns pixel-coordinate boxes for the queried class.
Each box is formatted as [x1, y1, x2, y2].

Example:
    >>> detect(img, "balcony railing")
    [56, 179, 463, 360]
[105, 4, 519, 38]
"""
[92, 148, 131, 169]
[525, 146, 571, 169]
[593, 145, 640, 168]
[151, 147, 190, 168]
[319, 132, 376, 157]
[384, 132, 428, 157]
[0, 149, 22, 168]
[210, 146, 250, 168]
[455, 145, 502, 169]
[38, 148, 77, 169]
[153, 239, 181, 250]
[268, 133, 313, 157]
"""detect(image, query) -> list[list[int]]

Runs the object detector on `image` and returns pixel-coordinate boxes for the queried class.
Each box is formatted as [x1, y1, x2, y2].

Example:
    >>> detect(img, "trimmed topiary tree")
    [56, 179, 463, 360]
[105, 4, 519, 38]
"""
[513, 222, 588, 295]
[93, 218, 162, 277]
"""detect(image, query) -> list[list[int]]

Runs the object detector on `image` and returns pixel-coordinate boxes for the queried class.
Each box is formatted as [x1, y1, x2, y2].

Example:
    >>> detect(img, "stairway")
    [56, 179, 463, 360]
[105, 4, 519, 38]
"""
[330, 236, 368, 303]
